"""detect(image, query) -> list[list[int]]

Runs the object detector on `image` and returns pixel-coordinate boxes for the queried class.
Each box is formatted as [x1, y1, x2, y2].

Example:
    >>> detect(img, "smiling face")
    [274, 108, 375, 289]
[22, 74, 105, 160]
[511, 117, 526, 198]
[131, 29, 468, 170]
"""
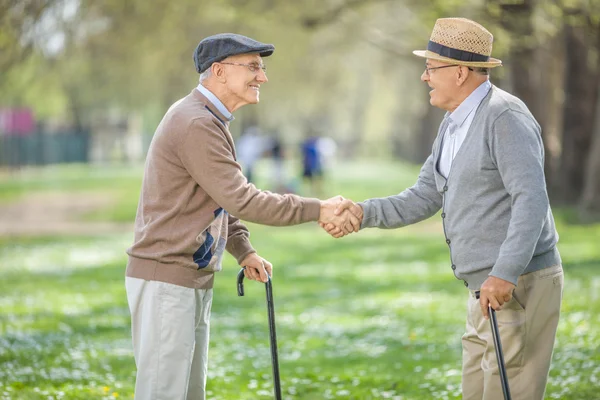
[219, 53, 268, 109]
[420, 59, 462, 112]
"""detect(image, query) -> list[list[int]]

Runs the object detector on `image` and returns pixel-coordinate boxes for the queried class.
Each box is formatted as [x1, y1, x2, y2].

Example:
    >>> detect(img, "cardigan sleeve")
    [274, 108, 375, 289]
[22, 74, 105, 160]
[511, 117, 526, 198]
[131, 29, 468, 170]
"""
[488, 110, 548, 285]
[359, 153, 443, 229]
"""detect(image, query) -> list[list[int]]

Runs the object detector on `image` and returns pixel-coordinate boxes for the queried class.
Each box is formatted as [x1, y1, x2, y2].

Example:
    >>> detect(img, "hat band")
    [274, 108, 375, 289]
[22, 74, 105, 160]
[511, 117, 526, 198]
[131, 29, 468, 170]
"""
[427, 41, 489, 62]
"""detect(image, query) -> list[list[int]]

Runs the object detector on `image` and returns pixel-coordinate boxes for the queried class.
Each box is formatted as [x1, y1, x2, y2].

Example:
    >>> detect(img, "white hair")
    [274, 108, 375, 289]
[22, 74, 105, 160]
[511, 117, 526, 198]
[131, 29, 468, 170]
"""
[199, 68, 212, 83]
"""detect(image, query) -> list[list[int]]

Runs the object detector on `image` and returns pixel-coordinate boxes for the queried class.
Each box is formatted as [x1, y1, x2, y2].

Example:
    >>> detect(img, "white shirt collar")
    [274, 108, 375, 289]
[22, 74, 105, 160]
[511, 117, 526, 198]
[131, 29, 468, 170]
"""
[448, 80, 491, 128]
[196, 84, 234, 122]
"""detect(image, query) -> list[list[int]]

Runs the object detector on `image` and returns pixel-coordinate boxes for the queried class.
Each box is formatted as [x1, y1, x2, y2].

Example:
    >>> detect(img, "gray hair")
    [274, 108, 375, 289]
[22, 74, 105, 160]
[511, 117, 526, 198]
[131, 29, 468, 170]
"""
[199, 68, 212, 83]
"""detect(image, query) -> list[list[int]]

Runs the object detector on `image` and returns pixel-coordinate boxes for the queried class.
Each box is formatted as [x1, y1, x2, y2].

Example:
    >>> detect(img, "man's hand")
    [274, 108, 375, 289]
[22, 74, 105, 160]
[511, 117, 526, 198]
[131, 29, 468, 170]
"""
[479, 276, 516, 319]
[318, 196, 361, 235]
[240, 253, 273, 283]
[319, 198, 363, 238]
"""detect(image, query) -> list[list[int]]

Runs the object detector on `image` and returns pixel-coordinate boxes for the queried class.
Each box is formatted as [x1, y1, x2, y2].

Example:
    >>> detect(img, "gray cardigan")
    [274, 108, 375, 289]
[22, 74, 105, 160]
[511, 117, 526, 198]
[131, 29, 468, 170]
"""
[360, 85, 561, 290]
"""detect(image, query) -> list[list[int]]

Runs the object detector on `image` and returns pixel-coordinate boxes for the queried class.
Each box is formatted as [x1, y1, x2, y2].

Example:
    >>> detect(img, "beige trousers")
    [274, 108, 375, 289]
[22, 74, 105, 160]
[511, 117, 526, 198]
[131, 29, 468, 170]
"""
[462, 264, 563, 400]
[126, 277, 213, 400]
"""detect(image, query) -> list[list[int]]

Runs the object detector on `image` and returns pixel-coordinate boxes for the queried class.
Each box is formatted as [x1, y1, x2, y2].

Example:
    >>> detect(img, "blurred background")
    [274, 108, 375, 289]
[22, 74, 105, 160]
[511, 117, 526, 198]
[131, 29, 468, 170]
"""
[1, 1, 599, 399]
[1, 0, 599, 212]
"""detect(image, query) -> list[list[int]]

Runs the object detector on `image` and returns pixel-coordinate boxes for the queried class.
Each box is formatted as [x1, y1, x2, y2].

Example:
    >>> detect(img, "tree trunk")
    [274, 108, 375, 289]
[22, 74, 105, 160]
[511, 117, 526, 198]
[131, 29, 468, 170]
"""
[415, 85, 444, 163]
[579, 20, 600, 219]
[536, 28, 565, 199]
[489, 0, 571, 196]
[580, 91, 600, 219]
[64, 84, 86, 134]
[347, 66, 373, 157]
[559, 22, 600, 204]
[495, 1, 540, 118]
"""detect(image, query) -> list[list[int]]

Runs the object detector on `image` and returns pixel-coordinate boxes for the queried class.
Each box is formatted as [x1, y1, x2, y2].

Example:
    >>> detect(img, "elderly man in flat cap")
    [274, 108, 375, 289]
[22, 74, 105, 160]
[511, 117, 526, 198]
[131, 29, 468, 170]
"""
[125, 33, 359, 399]
[324, 18, 562, 399]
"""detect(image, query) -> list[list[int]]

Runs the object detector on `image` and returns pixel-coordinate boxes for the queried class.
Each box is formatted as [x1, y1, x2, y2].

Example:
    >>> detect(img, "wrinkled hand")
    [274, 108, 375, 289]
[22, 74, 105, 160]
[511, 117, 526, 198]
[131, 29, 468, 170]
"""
[479, 276, 516, 319]
[319, 198, 363, 238]
[318, 196, 361, 236]
[240, 253, 273, 283]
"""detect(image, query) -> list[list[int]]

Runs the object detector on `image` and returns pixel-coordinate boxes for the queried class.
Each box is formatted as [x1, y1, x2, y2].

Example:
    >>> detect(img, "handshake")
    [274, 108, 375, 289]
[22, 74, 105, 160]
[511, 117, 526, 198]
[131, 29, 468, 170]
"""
[318, 196, 363, 238]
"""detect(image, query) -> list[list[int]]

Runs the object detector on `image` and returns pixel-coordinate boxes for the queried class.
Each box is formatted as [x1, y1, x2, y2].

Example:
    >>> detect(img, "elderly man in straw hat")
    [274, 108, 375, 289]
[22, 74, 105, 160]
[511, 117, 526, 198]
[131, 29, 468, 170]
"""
[125, 33, 360, 400]
[323, 18, 562, 399]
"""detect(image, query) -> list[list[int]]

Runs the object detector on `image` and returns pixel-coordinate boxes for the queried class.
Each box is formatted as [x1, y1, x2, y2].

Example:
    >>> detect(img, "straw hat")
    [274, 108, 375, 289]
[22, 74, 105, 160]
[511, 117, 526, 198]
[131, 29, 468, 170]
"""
[413, 18, 502, 68]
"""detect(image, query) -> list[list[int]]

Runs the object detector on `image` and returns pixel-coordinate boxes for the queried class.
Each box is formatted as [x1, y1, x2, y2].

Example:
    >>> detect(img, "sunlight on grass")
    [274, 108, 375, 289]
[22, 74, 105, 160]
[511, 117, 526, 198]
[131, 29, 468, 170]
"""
[0, 161, 599, 399]
[0, 235, 131, 273]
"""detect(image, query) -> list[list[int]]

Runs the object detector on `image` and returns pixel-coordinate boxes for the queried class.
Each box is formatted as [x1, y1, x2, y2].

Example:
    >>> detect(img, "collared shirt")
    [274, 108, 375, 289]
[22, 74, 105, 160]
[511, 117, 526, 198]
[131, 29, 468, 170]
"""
[438, 80, 492, 178]
[196, 84, 234, 122]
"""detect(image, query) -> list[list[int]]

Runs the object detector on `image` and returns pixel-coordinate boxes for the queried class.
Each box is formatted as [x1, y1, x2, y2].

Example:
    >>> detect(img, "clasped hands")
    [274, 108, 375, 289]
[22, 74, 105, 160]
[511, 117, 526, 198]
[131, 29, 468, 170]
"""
[241, 196, 362, 283]
[319, 196, 363, 238]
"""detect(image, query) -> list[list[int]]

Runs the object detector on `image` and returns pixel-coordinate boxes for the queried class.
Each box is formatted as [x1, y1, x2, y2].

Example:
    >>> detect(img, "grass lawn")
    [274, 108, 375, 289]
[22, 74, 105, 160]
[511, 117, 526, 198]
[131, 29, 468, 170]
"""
[0, 161, 598, 399]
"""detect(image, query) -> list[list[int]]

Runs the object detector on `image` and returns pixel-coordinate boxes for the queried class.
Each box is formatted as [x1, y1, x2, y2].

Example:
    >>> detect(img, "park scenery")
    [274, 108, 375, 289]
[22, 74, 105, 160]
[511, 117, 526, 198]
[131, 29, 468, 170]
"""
[0, 161, 598, 399]
[2, 1, 600, 399]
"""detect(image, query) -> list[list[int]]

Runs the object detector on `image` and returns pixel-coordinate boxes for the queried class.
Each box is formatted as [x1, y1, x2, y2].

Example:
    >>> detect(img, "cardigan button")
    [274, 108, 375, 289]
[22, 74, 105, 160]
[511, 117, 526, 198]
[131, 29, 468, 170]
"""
[451, 264, 456, 270]
[446, 239, 451, 245]
[441, 213, 446, 218]
[443, 185, 448, 192]
[464, 281, 469, 287]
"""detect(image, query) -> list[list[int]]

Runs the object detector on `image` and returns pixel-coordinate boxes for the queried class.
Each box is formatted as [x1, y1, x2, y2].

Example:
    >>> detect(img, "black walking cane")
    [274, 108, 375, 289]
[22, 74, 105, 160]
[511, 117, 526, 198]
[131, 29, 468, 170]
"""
[237, 268, 282, 400]
[475, 291, 512, 400]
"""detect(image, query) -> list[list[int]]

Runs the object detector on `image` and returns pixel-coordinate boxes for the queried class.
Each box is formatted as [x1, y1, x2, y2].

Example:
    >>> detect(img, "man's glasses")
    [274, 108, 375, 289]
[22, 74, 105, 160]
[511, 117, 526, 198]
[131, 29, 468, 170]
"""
[220, 62, 267, 73]
[424, 64, 473, 76]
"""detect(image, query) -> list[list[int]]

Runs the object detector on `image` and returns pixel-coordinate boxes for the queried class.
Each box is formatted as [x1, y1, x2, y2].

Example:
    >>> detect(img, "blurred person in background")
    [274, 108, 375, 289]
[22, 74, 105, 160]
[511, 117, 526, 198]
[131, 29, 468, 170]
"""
[323, 18, 562, 400]
[268, 131, 288, 192]
[236, 124, 269, 183]
[125, 33, 360, 400]
[316, 136, 337, 175]
[300, 134, 324, 197]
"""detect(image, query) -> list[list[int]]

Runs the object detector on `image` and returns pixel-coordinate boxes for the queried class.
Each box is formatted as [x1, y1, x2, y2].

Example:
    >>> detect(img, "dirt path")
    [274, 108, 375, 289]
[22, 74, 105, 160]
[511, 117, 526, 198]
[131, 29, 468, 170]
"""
[0, 192, 133, 236]
[0, 190, 443, 237]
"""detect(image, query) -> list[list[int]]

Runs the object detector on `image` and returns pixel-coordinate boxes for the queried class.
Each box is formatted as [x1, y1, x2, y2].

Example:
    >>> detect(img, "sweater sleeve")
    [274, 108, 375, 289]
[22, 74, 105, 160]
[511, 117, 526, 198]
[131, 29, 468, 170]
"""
[359, 153, 443, 229]
[225, 214, 256, 264]
[489, 110, 548, 285]
[178, 118, 321, 225]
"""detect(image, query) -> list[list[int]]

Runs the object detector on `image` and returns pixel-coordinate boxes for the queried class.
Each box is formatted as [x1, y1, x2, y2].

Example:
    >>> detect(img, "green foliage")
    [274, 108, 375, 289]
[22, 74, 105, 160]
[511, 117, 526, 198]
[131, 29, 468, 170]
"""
[2, 0, 600, 150]
[0, 161, 598, 399]
[0, 0, 57, 71]
[0, 53, 67, 118]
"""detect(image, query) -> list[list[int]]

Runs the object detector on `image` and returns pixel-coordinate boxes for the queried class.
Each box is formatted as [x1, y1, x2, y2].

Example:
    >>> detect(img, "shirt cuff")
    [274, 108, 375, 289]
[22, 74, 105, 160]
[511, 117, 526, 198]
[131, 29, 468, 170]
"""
[358, 201, 374, 229]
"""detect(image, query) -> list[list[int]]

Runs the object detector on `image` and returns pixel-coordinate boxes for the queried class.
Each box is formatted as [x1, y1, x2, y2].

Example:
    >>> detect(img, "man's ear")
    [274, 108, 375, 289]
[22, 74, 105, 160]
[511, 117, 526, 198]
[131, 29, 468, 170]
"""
[212, 63, 227, 83]
[456, 65, 470, 86]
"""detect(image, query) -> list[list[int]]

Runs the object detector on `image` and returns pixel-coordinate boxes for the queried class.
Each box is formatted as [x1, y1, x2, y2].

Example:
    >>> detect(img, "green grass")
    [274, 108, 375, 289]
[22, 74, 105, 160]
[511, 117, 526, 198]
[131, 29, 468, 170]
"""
[0, 161, 599, 399]
[0, 164, 143, 203]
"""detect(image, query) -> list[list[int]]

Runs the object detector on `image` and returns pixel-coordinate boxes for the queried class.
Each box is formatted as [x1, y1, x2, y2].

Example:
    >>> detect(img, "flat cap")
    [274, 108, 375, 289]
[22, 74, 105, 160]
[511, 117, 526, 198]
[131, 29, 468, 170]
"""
[193, 33, 275, 73]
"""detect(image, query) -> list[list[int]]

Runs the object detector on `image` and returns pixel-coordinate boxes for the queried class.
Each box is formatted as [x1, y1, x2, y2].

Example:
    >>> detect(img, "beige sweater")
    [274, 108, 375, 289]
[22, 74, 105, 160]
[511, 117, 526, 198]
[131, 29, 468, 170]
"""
[126, 89, 321, 289]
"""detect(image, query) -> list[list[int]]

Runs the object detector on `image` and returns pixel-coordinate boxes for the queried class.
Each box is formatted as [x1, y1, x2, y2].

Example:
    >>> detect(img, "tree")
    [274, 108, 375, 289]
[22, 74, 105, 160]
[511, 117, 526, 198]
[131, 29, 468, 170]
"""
[580, 100, 600, 218]
[559, 9, 600, 204]
[0, 0, 59, 74]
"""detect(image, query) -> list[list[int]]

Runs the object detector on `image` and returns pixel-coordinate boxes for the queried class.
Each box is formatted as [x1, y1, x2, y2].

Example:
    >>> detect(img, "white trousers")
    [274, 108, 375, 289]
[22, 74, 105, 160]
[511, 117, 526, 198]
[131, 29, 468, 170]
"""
[125, 277, 213, 400]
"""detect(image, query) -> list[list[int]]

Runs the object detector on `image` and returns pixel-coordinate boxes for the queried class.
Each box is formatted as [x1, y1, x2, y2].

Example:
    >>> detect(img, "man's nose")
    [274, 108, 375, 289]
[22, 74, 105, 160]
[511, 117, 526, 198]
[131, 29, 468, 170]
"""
[421, 70, 429, 82]
[256, 69, 268, 83]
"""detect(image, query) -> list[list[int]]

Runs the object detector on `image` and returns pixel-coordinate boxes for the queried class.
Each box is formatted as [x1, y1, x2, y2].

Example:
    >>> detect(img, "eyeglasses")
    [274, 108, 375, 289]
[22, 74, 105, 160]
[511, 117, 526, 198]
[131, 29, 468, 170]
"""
[220, 62, 267, 73]
[424, 64, 473, 76]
